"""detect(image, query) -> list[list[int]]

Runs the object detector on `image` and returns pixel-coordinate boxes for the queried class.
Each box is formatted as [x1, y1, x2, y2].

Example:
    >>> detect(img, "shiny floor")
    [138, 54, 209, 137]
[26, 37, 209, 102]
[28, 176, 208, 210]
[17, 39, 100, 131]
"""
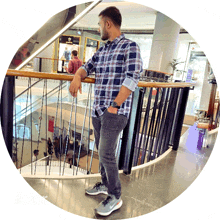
[25, 124, 216, 219]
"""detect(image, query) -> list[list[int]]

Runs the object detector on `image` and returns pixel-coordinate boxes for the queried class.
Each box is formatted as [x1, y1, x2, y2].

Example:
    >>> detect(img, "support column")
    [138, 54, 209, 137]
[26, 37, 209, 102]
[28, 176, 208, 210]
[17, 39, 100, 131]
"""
[148, 12, 180, 74]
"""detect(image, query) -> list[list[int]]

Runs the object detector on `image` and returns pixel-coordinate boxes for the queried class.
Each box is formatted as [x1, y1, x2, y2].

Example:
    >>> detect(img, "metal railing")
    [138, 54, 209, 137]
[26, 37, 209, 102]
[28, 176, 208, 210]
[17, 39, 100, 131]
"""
[4, 69, 192, 178]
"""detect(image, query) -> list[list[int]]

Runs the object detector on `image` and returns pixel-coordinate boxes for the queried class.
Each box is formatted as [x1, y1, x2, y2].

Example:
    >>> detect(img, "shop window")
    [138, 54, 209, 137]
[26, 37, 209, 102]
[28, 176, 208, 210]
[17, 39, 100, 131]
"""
[84, 37, 100, 63]
[58, 35, 81, 73]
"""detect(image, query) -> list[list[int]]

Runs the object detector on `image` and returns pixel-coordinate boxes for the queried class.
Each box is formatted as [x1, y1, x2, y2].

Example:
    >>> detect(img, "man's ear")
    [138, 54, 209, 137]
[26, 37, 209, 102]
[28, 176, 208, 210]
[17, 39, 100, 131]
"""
[105, 19, 112, 29]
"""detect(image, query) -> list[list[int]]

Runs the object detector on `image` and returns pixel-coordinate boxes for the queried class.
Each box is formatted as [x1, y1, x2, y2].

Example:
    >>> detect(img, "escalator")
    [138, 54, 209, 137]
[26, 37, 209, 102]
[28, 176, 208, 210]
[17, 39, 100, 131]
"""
[1, 0, 102, 158]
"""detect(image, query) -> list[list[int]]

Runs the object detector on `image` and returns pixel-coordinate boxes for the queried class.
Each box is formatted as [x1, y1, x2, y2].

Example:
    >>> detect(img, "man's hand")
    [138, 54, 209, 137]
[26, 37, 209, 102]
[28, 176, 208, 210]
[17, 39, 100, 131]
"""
[107, 106, 118, 114]
[69, 74, 82, 97]
[69, 68, 87, 97]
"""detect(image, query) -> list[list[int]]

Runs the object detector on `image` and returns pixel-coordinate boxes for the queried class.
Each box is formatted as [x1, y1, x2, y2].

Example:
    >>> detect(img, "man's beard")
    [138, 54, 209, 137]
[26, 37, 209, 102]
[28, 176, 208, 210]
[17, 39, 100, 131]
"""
[101, 27, 109, 41]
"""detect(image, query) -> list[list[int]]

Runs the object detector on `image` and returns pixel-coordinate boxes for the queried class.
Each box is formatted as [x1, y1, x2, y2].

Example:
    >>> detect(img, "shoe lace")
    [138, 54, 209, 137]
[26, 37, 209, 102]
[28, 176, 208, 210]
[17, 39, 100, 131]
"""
[102, 196, 112, 206]
[94, 182, 102, 189]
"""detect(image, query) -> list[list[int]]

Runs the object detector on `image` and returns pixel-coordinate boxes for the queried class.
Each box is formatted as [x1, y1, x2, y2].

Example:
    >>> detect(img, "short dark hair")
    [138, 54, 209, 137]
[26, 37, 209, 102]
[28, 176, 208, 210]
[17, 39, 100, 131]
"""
[33, 149, 39, 155]
[72, 50, 78, 56]
[99, 6, 122, 28]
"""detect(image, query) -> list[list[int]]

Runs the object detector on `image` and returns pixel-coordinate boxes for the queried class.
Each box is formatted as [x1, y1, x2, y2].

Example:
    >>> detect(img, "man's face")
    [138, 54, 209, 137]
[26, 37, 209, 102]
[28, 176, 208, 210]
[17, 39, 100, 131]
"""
[98, 16, 109, 41]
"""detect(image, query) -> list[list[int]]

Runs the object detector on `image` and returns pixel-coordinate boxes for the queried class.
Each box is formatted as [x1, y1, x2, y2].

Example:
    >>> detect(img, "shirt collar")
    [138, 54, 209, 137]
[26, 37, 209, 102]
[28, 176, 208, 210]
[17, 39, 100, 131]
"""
[106, 34, 125, 46]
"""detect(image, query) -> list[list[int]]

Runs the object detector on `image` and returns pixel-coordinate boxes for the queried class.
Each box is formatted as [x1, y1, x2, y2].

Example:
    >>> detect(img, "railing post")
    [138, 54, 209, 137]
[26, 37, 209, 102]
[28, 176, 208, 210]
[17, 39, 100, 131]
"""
[0, 76, 15, 158]
[172, 87, 190, 151]
[39, 58, 42, 72]
[119, 87, 140, 175]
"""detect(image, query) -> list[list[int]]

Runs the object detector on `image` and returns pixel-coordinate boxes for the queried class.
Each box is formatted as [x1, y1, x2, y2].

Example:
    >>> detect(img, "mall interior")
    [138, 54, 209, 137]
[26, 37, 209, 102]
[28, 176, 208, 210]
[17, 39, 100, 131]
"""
[1, 0, 219, 219]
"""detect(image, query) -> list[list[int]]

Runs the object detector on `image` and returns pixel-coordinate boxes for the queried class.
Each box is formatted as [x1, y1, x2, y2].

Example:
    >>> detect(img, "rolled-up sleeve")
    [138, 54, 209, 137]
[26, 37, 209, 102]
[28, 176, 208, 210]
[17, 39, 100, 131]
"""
[122, 42, 143, 91]
[80, 52, 97, 76]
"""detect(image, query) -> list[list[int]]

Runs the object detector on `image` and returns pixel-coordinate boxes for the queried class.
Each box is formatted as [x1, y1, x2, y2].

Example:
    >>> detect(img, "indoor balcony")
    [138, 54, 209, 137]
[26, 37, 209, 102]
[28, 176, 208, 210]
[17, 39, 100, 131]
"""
[1, 68, 218, 218]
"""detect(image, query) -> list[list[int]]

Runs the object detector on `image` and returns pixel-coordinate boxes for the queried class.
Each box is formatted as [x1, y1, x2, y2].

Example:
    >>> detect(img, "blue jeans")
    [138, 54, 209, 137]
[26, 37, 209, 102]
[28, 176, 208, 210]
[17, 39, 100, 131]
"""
[92, 110, 128, 199]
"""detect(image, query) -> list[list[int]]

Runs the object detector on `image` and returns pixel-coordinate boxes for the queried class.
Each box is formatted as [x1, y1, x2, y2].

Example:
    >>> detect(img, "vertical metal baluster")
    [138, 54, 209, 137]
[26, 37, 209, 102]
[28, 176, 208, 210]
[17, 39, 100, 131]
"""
[30, 78, 33, 175]
[59, 80, 63, 176]
[34, 80, 46, 175]
[138, 88, 153, 165]
[19, 78, 31, 173]
[49, 82, 61, 175]
[14, 87, 18, 169]
[172, 87, 190, 151]
[160, 88, 175, 154]
[88, 140, 95, 174]
[133, 88, 152, 166]
[146, 88, 160, 162]
[132, 88, 146, 166]
[86, 86, 92, 174]
[140, 88, 156, 164]
[170, 88, 183, 147]
[152, 88, 166, 159]
[115, 131, 123, 164]
[73, 97, 77, 175]
[141, 87, 159, 164]
[62, 96, 74, 175]
[155, 88, 170, 157]
[45, 79, 48, 175]
[162, 88, 179, 153]
[76, 84, 91, 175]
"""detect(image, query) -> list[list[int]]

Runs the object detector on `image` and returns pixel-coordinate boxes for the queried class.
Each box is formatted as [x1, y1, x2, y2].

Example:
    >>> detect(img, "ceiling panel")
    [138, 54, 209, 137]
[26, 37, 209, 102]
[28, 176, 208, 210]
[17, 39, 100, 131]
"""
[73, 1, 157, 30]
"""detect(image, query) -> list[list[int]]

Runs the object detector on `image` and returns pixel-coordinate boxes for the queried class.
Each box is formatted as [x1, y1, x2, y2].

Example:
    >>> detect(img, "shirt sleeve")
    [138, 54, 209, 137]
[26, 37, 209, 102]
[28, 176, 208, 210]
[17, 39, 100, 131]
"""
[79, 51, 98, 76]
[122, 42, 143, 91]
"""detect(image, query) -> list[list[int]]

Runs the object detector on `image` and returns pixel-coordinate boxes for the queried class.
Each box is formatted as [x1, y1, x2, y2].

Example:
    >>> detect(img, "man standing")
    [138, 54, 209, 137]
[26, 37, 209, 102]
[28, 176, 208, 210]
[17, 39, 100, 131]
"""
[69, 6, 142, 216]
[65, 50, 82, 74]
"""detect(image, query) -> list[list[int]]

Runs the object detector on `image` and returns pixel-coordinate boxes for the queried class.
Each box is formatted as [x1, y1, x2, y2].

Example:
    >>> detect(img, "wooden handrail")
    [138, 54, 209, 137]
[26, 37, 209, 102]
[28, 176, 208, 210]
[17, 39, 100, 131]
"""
[6, 69, 193, 88]
[197, 122, 210, 130]
[138, 81, 192, 88]
[6, 69, 95, 84]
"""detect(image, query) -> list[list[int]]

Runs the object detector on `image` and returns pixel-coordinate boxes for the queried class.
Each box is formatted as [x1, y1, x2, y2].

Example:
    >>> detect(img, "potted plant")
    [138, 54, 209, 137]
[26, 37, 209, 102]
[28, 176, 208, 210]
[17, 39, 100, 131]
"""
[170, 58, 185, 81]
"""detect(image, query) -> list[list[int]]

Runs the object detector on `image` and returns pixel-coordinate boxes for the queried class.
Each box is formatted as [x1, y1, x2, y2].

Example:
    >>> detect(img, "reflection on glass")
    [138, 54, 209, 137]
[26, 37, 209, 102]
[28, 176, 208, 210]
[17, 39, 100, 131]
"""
[8, 2, 96, 70]
[185, 43, 208, 115]
[84, 38, 99, 63]
[125, 34, 153, 69]
[58, 35, 81, 73]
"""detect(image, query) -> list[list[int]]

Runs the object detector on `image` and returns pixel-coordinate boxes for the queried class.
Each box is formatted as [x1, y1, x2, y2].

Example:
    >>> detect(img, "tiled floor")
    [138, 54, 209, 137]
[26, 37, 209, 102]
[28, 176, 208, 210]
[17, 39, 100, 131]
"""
[25, 124, 216, 219]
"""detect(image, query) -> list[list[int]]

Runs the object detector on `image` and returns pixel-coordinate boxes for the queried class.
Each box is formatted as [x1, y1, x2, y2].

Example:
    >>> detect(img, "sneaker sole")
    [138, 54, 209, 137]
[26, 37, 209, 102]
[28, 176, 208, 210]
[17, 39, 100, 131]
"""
[95, 200, 123, 216]
[86, 190, 108, 196]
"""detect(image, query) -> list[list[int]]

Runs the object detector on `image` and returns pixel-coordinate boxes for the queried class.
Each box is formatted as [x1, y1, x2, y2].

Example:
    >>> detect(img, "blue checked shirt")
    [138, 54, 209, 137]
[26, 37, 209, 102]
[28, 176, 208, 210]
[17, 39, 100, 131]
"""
[81, 34, 143, 118]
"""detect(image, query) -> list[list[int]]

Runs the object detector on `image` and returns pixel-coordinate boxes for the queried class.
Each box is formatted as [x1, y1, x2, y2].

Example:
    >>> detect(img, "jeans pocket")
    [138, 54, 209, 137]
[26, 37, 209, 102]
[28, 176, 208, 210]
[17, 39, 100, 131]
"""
[106, 109, 118, 116]
[103, 112, 128, 131]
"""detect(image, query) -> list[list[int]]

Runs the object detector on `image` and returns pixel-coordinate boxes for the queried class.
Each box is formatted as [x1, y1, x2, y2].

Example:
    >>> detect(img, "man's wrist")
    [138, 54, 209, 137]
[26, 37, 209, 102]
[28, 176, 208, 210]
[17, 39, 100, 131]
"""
[111, 101, 120, 109]
[74, 74, 81, 80]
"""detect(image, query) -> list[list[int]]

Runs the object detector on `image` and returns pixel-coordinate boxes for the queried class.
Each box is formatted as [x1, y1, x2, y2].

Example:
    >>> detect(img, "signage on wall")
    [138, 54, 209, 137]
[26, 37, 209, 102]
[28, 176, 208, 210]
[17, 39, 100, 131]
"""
[48, 116, 55, 132]
[186, 69, 193, 82]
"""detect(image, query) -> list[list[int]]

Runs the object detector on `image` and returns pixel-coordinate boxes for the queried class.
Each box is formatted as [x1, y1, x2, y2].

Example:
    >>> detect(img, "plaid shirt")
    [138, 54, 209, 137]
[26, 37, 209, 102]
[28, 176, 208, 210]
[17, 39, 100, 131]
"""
[81, 34, 143, 118]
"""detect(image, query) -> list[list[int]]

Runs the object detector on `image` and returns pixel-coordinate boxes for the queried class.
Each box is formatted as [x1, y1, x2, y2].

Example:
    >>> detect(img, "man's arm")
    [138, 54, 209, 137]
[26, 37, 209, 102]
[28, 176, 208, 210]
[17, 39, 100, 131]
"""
[69, 68, 87, 97]
[69, 51, 98, 97]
